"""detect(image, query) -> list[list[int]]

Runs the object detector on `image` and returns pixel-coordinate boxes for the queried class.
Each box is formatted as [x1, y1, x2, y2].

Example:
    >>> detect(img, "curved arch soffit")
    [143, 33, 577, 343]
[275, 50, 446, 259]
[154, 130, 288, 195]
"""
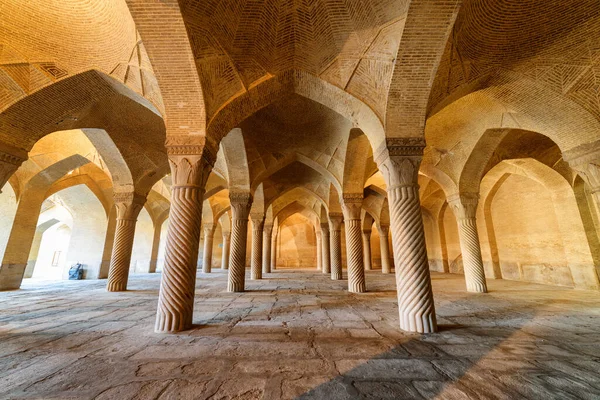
[251, 152, 343, 195]
[428, 71, 600, 154]
[207, 70, 385, 154]
[268, 186, 328, 217]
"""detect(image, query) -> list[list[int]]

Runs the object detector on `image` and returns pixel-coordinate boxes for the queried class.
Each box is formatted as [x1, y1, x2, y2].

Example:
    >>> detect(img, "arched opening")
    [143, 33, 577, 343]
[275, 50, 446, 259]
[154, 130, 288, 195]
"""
[479, 160, 599, 289]
[28, 184, 107, 280]
[277, 213, 317, 270]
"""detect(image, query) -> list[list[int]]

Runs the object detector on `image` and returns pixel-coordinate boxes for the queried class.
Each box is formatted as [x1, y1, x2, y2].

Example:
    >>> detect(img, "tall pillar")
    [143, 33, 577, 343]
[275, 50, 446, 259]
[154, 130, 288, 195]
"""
[342, 195, 366, 293]
[107, 193, 145, 292]
[329, 214, 343, 280]
[378, 224, 392, 274]
[448, 193, 488, 293]
[148, 219, 164, 273]
[270, 227, 278, 271]
[250, 215, 264, 280]
[263, 224, 273, 274]
[227, 193, 252, 292]
[362, 229, 372, 271]
[320, 222, 331, 274]
[221, 232, 230, 270]
[202, 223, 216, 273]
[315, 230, 322, 271]
[155, 145, 214, 333]
[376, 138, 437, 334]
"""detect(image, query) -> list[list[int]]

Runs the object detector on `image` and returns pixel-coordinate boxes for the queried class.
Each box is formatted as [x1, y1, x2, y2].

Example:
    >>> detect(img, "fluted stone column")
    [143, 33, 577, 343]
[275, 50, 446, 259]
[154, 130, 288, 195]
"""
[228, 193, 252, 291]
[320, 222, 331, 274]
[342, 195, 366, 293]
[376, 138, 437, 334]
[221, 232, 230, 270]
[270, 227, 278, 271]
[329, 214, 343, 280]
[107, 193, 145, 292]
[251, 216, 264, 280]
[378, 224, 392, 274]
[362, 229, 372, 271]
[202, 223, 216, 273]
[262, 224, 273, 274]
[448, 193, 488, 293]
[155, 145, 214, 333]
[315, 231, 322, 271]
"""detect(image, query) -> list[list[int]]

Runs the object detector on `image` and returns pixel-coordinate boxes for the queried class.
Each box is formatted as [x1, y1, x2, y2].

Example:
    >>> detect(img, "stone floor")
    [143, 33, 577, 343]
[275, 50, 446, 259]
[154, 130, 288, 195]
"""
[1, 269, 599, 400]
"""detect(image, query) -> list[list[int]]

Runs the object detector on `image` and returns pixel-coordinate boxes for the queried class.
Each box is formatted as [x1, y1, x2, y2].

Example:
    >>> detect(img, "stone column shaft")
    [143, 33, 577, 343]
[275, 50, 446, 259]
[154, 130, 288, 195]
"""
[262, 224, 273, 274]
[362, 230, 372, 271]
[270, 229, 278, 271]
[320, 223, 331, 274]
[107, 193, 145, 292]
[377, 138, 437, 334]
[148, 220, 163, 273]
[449, 194, 488, 293]
[202, 223, 216, 273]
[329, 215, 343, 280]
[316, 231, 322, 271]
[228, 193, 252, 291]
[378, 225, 392, 274]
[342, 195, 366, 293]
[251, 216, 264, 280]
[221, 233, 230, 270]
[155, 146, 214, 333]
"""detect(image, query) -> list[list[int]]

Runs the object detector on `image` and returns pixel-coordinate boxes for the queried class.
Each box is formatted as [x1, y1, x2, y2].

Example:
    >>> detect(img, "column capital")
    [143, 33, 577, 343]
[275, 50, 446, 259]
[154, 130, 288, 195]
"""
[113, 192, 146, 220]
[202, 223, 216, 234]
[374, 137, 425, 189]
[166, 142, 216, 188]
[447, 192, 479, 219]
[229, 192, 253, 219]
[251, 217, 265, 231]
[377, 224, 390, 236]
[362, 229, 372, 235]
[0, 142, 28, 192]
[341, 193, 363, 220]
[320, 221, 330, 234]
[562, 140, 600, 192]
[329, 213, 344, 231]
[263, 223, 273, 235]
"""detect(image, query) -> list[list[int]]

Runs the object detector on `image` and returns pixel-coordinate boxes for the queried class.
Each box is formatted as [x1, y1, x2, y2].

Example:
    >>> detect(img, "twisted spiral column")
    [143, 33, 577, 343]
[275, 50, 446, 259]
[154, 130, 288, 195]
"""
[107, 193, 145, 292]
[202, 224, 216, 273]
[270, 229, 278, 271]
[221, 233, 230, 270]
[329, 215, 343, 280]
[448, 194, 488, 293]
[262, 224, 273, 274]
[378, 225, 392, 274]
[342, 197, 366, 293]
[362, 230, 372, 271]
[155, 149, 214, 333]
[227, 193, 252, 292]
[315, 231, 322, 271]
[377, 139, 437, 334]
[320, 223, 331, 274]
[251, 217, 264, 280]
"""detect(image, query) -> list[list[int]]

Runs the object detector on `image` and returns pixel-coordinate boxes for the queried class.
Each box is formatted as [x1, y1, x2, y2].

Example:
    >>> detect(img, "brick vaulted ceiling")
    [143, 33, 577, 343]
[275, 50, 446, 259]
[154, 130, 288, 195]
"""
[179, 0, 410, 121]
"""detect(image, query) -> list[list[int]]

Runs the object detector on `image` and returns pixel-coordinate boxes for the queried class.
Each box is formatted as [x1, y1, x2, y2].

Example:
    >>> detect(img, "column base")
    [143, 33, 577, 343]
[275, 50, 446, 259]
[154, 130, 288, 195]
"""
[155, 310, 192, 333]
